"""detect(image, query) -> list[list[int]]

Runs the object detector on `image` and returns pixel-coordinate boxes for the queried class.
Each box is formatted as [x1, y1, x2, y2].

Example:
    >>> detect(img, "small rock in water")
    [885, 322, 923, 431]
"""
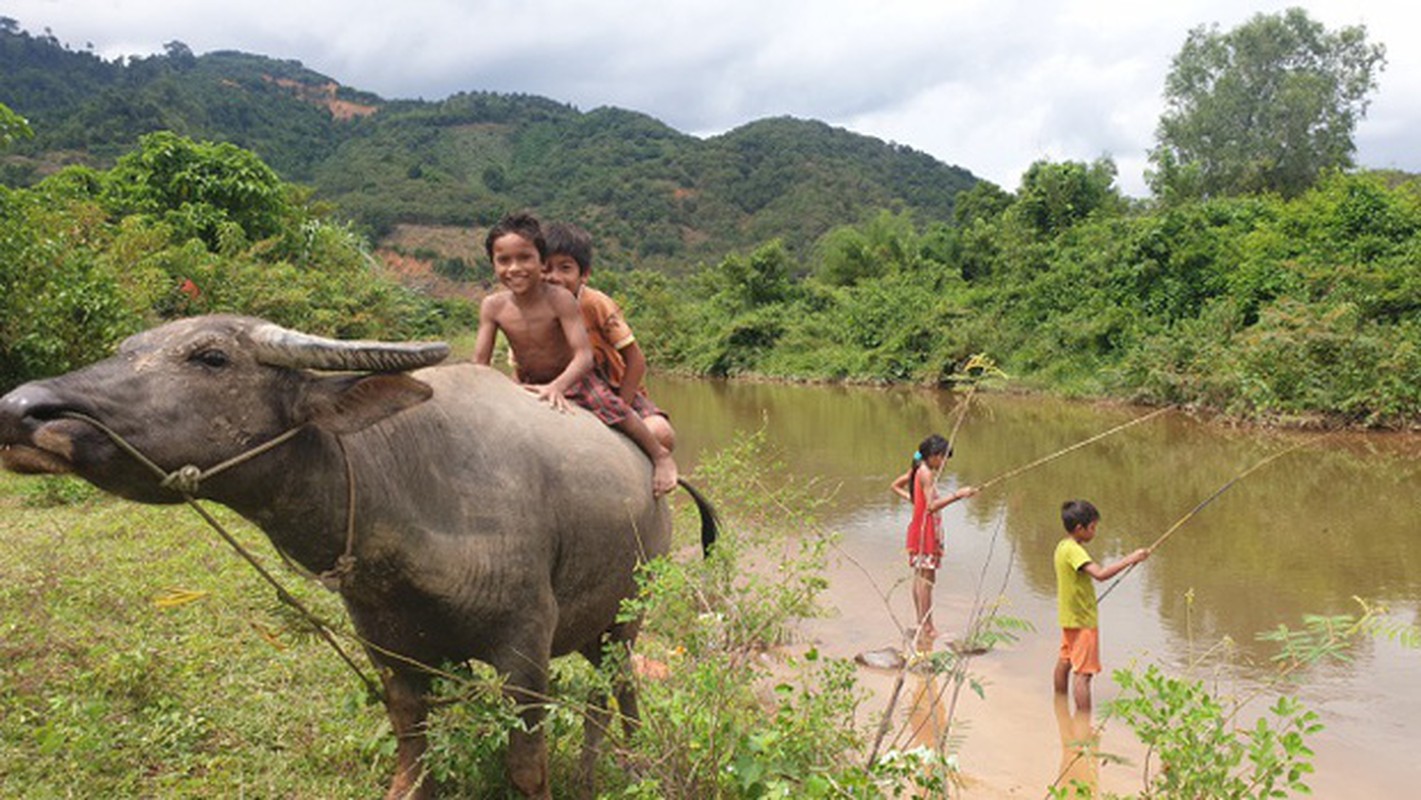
[947, 639, 990, 656]
[855, 646, 906, 670]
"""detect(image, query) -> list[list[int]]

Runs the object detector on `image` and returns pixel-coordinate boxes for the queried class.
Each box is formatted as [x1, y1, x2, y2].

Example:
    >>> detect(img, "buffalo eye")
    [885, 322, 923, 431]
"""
[191, 349, 231, 369]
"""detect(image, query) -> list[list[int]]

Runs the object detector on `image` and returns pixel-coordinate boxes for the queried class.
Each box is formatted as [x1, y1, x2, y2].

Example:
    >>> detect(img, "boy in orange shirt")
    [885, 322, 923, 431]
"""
[1053, 499, 1148, 712]
[473, 211, 677, 494]
[541, 222, 675, 452]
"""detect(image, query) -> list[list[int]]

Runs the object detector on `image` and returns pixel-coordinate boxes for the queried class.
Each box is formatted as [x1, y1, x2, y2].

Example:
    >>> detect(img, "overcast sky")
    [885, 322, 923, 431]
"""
[6, 1, 1417, 196]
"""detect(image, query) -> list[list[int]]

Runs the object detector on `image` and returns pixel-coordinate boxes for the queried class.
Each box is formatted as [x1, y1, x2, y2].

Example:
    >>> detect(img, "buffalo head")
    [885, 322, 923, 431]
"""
[0, 315, 449, 503]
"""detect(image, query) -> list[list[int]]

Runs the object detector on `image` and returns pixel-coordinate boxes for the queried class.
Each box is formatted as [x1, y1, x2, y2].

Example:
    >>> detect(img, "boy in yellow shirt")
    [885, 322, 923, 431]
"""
[1053, 499, 1148, 712]
[541, 222, 675, 451]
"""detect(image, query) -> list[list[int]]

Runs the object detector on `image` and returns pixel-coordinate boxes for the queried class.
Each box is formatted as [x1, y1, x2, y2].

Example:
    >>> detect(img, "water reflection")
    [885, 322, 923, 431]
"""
[651, 374, 1421, 796]
[1052, 694, 1098, 798]
[656, 376, 1421, 660]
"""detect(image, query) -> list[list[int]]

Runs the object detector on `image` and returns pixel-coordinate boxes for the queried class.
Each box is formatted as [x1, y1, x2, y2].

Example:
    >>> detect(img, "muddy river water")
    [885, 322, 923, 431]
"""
[650, 375, 1421, 798]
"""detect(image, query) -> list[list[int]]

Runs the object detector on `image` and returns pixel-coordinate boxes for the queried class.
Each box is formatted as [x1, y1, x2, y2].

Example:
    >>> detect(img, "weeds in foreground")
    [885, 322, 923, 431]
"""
[1051, 594, 1420, 800]
[8, 453, 1411, 798]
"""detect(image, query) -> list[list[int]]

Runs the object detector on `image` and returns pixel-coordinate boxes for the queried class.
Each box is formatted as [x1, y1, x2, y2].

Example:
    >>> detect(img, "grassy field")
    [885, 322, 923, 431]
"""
[0, 473, 396, 798]
[0, 445, 858, 800]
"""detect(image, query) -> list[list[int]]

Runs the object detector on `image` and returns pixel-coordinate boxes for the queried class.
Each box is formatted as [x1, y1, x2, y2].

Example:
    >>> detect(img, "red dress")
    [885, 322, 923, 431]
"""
[905, 468, 942, 569]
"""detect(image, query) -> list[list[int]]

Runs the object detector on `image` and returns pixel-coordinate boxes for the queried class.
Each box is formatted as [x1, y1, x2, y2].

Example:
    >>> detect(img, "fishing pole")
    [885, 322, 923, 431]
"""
[945, 353, 1004, 452]
[1097, 432, 1330, 603]
[975, 405, 1171, 492]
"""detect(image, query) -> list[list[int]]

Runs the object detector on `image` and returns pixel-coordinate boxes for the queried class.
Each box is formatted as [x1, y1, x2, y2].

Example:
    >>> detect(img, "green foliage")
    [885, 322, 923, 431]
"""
[1101, 597, 1414, 800]
[0, 132, 472, 388]
[1109, 666, 1323, 799]
[0, 178, 147, 385]
[1011, 158, 1123, 237]
[814, 210, 921, 287]
[1150, 8, 1386, 200]
[0, 99, 32, 147]
[102, 131, 295, 250]
[0, 24, 978, 268]
[631, 167, 1421, 426]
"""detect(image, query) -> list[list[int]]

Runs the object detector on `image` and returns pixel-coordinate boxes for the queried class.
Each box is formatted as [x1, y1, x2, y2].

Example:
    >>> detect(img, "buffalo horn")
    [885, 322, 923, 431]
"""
[250, 323, 451, 372]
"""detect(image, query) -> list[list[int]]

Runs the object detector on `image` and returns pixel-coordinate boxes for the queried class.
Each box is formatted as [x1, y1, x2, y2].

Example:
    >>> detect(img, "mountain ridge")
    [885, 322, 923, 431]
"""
[0, 22, 978, 269]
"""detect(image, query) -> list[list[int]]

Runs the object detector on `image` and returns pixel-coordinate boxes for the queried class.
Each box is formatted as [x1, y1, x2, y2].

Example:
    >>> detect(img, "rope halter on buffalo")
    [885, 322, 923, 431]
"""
[56, 409, 381, 701]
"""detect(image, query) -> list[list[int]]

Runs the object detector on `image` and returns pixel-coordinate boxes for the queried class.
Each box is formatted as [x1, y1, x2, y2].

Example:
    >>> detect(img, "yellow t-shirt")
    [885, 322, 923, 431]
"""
[1054, 537, 1097, 629]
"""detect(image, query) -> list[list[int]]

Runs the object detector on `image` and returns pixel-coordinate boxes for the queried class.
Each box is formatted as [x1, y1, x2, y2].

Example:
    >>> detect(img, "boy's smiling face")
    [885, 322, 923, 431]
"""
[491, 232, 544, 294]
[543, 253, 586, 295]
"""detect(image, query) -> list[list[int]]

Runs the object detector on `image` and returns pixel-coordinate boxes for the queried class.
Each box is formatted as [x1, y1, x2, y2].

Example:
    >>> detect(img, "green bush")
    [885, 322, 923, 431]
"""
[0, 133, 473, 388]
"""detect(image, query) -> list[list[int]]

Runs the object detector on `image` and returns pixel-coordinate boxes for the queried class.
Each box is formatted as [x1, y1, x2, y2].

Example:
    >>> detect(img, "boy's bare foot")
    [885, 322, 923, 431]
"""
[652, 452, 678, 496]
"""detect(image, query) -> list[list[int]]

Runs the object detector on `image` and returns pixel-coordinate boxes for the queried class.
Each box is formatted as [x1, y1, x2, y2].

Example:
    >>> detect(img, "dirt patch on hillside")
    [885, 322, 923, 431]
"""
[264, 77, 379, 120]
[375, 249, 487, 302]
[382, 223, 486, 265]
[375, 224, 496, 302]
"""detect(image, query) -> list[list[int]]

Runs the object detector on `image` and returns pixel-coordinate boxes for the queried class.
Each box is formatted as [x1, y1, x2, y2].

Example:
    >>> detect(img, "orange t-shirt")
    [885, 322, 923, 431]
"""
[578, 286, 637, 388]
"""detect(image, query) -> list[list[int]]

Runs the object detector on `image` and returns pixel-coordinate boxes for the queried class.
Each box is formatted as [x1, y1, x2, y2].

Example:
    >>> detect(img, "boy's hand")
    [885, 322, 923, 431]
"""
[1129, 548, 1150, 565]
[956, 486, 979, 500]
[525, 383, 572, 412]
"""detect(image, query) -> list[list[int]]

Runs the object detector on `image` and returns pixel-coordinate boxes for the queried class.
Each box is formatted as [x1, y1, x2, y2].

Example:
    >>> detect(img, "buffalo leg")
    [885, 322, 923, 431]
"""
[576, 639, 614, 798]
[382, 667, 434, 800]
[577, 623, 643, 798]
[493, 636, 553, 799]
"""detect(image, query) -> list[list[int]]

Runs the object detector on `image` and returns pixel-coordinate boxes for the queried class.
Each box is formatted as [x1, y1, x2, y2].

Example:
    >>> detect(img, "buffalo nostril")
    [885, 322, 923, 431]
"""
[0, 383, 68, 440]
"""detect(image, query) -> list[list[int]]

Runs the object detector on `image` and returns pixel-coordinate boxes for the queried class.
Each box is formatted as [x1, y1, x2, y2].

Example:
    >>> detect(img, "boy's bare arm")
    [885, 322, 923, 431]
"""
[618, 340, 648, 404]
[525, 289, 593, 410]
[1082, 548, 1149, 581]
[472, 296, 502, 366]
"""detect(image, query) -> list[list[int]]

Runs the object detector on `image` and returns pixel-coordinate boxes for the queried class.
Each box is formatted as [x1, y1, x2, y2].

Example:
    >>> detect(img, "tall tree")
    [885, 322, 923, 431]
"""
[1149, 8, 1385, 200]
[1014, 158, 1122, 236]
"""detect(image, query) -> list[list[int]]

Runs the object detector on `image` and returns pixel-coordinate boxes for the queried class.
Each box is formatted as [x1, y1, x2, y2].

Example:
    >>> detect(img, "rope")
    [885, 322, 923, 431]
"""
[57, 410, 382, 700]
[318, 435, 360, 591]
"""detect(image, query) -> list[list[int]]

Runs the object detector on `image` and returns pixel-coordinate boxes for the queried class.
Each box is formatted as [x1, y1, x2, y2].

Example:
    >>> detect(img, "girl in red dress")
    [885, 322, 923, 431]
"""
[892, 434, 978, 651]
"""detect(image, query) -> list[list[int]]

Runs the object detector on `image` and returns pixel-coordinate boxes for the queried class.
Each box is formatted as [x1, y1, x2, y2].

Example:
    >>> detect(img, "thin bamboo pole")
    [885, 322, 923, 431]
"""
[977, 406, 1171, 492]
[1098, 432, 1330, 603]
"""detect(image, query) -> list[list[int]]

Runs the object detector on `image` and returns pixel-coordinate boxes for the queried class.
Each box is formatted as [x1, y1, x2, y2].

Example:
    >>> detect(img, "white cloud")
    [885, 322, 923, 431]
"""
[5, 0, 1419, 197]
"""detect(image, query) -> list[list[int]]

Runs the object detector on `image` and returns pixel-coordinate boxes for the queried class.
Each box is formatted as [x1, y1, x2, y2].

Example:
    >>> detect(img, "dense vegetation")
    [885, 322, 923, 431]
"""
[0, 130, 473, 387]
[0, 21, 976, 268]
[617, 164, 1421, 427]
[1, 8, 1416, 431]
[1149, 8, 1386, 200]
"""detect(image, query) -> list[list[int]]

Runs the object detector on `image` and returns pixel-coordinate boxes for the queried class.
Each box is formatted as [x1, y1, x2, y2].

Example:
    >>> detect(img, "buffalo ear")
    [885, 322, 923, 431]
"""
[297, 373, 435, 435]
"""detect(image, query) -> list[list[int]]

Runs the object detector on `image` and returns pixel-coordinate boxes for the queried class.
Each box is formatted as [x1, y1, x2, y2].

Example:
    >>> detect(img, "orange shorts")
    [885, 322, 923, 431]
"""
[1058, 628, 1102, 675]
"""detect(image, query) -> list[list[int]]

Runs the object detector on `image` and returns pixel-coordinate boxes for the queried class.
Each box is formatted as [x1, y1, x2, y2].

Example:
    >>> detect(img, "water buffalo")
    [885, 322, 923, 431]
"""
[0, 314, 717, 799]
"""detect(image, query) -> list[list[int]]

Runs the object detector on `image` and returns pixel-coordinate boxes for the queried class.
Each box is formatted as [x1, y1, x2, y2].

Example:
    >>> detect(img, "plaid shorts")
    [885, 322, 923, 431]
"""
[628, 391, 667, 421]
[908, 551, 942, 571]
[563, 373, 633, 425]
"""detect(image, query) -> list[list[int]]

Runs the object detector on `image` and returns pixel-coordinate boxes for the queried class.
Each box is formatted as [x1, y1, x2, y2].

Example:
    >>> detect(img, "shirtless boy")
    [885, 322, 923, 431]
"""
[473, 211, 678, 494]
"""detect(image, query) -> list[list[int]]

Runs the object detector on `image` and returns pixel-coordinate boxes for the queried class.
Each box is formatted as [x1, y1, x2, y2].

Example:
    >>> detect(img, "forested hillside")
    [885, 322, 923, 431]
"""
[3, 11, 1417, 429]
[0, 22, 977, 268]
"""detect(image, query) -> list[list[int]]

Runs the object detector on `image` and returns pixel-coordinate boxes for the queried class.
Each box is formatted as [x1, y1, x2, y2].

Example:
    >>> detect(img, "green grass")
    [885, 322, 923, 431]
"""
[0, 437, 882, 799]
[0, 473, 391, 798]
